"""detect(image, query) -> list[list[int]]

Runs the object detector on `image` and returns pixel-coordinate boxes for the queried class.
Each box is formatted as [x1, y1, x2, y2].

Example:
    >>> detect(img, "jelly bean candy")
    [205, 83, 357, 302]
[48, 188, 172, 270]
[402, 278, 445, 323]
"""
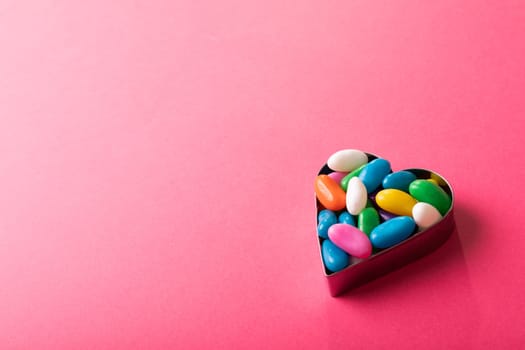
[327, 171, 348, 184]
[358, 207, 380, 236]
[412, 202, 442, 229]
[375, 189, 417, 216]
[327, 149, 368, 172]
[315, 175, 346, 211]
[317, 210, 338, 238]
[358, 158, 391, 193]
[370, 216, 416, 249]
[346, 177, 368, 215]
[322, 239, 350, 273]
[430, 173, 447, 186]
[409, 180, 451, 216]
[378, 208, 398, 221]
[340, 164, 366, 192]
[427, 178, 439, 186]
[382, 171, 416, 192]
[328, 223, 372, 258]
[338, 212, 356, 226]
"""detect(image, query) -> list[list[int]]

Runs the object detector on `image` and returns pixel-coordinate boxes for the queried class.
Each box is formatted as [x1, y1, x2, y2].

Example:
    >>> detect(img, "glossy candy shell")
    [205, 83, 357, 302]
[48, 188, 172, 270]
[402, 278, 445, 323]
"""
[322, 240, 350, 273]
[328, 224, 372, 259]
[338, 212, 356, 226]
[358, 158, 391, 193]
[317, 210, 338, 239]
[409, 180, 452, 216]
[340, 164, 366, 192]
[358, 207, 380, 236]
[314, 175, 346, 211]
[369, 216, 416, 249]
[382, 171, 417, 192]
[375, 189, 418, 216]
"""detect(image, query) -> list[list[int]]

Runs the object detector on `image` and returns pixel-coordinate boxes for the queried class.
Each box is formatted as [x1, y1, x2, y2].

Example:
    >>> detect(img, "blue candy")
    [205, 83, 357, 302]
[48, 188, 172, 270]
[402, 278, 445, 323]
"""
[358, 158, 391, 193]
[322, 239, 350, 273]
[382, 171, 417, 192]
[370, 216, 416, 249]
[317, 210, 338, 238]
[338, 212, 356, 226]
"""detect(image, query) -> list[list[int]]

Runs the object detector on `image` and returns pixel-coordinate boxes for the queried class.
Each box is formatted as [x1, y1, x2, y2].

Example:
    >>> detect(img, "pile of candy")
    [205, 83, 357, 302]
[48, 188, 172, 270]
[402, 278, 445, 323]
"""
[315, 149, 452, 274]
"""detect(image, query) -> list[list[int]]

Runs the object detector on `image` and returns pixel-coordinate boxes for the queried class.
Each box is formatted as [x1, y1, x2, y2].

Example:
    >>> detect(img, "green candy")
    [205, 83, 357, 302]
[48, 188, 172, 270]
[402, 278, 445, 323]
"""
[409, 180, 451, 216]
[358, 207, 380, 237]
[340, 164, 367, 191]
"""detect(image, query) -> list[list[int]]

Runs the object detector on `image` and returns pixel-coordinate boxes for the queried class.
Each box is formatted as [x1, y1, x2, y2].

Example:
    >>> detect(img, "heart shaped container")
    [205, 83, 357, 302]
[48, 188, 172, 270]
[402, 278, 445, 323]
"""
[316, 153, 455, 296]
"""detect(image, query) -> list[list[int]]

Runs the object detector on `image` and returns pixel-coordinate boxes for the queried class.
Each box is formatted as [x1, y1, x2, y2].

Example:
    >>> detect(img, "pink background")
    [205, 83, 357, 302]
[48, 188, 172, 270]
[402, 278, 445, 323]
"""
[1, 0, 524, 348]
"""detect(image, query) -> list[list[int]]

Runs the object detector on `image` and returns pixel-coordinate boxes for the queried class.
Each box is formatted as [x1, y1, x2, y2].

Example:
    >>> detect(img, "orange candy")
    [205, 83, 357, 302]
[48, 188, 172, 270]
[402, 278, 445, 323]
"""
[314, 175, 346, 211]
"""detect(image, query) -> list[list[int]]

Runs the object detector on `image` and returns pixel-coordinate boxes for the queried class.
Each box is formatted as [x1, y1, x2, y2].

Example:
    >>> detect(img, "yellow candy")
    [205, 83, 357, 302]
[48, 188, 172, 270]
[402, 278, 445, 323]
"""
[375, 189, 417, 216]
[430, 173, 447, 186]
[427, 178, 439, 186]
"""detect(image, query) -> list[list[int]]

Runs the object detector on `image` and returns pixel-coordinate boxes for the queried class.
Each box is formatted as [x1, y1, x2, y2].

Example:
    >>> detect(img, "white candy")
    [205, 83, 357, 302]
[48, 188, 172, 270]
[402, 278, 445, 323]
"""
[327, 149, 368, 172]
[412, 202, 442, 229]
[346, 177, 367, 215]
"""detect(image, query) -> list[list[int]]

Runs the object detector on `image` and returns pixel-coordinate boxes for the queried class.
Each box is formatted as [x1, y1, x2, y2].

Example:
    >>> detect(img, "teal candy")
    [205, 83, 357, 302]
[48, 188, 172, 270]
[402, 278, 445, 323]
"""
[358, 158, 391, 193]
[382, 171, 416, 192]
[370, 216, 416, 249]
[317, 210, 337, 238]
[322, 239, 350, 273]
[338, 212, 356, 226]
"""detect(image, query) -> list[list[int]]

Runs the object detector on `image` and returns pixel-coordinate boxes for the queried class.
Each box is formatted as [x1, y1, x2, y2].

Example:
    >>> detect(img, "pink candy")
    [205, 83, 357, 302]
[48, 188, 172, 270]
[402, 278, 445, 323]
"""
[327, 224, 372, 259]
[327, 171, 348, 184]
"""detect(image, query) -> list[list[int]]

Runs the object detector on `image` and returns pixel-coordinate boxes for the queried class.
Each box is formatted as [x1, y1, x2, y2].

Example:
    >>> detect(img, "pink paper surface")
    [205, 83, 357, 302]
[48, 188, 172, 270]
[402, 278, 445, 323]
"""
[1, 0, 524, 348]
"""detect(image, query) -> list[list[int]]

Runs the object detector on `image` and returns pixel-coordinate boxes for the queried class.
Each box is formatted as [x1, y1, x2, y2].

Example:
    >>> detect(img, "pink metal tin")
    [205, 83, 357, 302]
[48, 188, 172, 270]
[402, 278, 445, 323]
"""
[316, 153, 455, 297]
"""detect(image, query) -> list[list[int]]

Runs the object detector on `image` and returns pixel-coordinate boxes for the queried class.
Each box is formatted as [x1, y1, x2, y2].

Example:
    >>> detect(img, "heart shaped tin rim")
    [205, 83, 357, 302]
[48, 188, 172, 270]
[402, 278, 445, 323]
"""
[316, 153, 455, 296]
